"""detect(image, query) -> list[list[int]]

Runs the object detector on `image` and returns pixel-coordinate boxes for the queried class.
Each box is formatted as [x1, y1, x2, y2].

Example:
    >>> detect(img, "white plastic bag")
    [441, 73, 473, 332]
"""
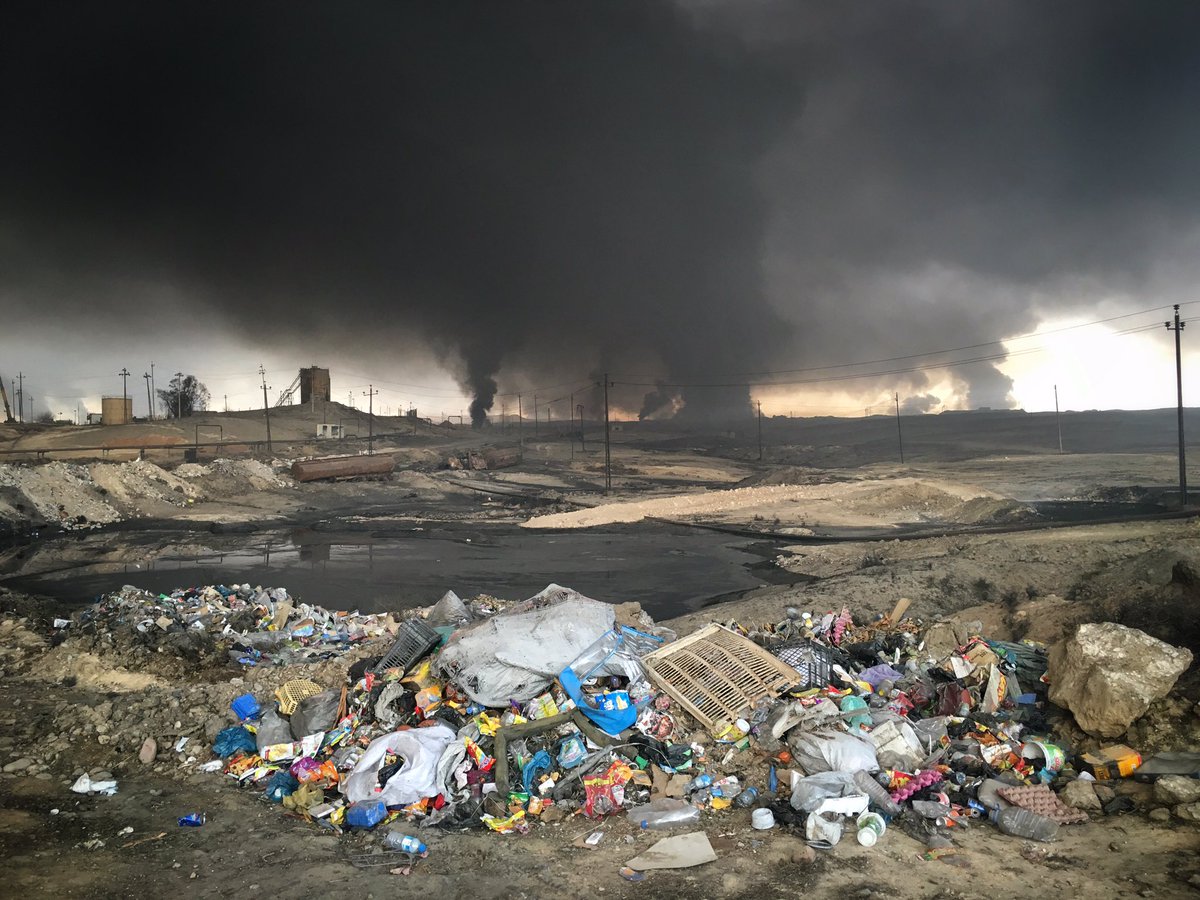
[789, 730, 879, 774]
[435, 585, 615, 706]
[341, 724, 457, 806]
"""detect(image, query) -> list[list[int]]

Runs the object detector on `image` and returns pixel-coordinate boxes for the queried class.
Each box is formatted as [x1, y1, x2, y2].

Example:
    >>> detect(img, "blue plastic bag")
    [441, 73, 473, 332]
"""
[265, 770, 300, 803]
[213, 725, 257, 758]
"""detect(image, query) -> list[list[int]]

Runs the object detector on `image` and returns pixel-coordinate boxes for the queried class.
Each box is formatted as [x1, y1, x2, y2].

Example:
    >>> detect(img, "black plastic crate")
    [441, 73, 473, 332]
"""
[371, 618, 441, 674]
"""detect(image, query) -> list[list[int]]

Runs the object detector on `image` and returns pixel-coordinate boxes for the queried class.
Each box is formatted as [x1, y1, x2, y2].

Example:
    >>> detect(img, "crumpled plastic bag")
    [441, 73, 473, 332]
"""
[291, 690, 341, 740]
[790, 771, 862, 813]
[213, 725, 257, 758]
[341, 724, 457, 806]
[435, 585, 616, 706]
[256, 710, 294, 752]
[788, 730, 878, 774]
[427, 590, 474, 627]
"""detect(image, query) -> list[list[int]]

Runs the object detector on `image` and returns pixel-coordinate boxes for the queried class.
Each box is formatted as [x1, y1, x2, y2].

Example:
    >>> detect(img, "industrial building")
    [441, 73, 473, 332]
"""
[300, 367, 330, 403]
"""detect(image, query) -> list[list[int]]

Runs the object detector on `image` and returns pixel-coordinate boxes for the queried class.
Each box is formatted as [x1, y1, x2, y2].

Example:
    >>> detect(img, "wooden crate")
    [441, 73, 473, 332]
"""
[642, 624, 799, 728]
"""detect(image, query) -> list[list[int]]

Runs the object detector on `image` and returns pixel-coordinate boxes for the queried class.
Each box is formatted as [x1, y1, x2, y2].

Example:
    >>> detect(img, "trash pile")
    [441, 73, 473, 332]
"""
[175, 587, 1195, 878]
[66, 583, 397, 666]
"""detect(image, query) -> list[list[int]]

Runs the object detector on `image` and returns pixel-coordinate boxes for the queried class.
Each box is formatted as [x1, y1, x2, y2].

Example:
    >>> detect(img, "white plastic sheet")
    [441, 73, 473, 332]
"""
[434, 584, 615, 706]
[341, 724, 457, 806]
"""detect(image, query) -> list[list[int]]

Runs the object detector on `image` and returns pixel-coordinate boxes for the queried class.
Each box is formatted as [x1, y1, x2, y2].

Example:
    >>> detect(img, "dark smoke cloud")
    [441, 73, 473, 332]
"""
[0, 2, 800, 423]
[3, 2, 1200, 418]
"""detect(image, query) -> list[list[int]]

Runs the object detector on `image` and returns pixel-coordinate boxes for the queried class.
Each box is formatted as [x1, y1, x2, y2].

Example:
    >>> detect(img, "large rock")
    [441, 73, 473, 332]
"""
[1155, 775, 1200, 806]
[1048, 623, 1192, 738]
[1060, 779, 1102, 811]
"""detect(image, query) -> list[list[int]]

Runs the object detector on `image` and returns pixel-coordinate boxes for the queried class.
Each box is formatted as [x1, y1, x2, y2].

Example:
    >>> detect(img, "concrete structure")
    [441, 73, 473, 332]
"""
[300, 367, 331, 404]
[100, 396, 133, 425]
[317, 424, 345, 439]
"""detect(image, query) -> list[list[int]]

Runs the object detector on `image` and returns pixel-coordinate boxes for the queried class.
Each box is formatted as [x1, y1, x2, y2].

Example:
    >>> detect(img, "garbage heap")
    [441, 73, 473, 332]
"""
[183, 586, 1195, 867]
[64, 583, 398, 667]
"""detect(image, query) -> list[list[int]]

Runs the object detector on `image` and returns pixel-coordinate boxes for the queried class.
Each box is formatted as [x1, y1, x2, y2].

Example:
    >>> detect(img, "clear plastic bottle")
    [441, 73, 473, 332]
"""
[626, 799, 701, 830]
[384, 832, 428, 854]
[733, 787, 758, 808]
[853, 770, 901, 816]
[994, 807, 1058, 842]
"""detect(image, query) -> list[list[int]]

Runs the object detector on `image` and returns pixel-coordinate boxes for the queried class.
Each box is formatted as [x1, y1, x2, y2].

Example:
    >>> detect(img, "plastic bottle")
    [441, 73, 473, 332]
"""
[853, 770, 901, 816]
[994, 807, 1058, 842]
[384, 832, 428, 855]
[626, 799, 701, 830]
[733, 787, 758, 808]
[685, 773, 713, 794]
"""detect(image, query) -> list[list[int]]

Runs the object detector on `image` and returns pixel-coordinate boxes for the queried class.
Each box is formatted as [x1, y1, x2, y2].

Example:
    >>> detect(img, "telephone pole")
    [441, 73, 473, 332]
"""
[362, 385, 379, 453]
[603, 375, 612, 494]
[1054, 384, 1063, 454]
[150, 362, 156, 418]
[894, 392, 905, 464]
[577, 404, 586, 453]
[1166, 305, 1187, 506]
[16, 372, 23, 424]
[118, 368, 131, 424]
[174, 372, 184, 419]
[259, 365, 272, 454]
[143, 372, 153, 421]
[757, 401, 764, 461]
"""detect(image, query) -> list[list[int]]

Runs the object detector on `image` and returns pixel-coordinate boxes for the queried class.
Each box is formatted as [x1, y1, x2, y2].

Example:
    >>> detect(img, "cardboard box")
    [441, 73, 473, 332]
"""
[1081, 744, 1142, 780]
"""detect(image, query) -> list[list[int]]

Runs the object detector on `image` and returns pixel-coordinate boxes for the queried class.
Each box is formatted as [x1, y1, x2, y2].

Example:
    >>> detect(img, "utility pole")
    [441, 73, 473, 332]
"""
[577, 404, 586, 453]
[150, 362, 156, 419]
[894, 392, 905, 464]
[118, 368, 131, 424]
[143, 372, 152, 421]
[362, 384, 378, 454]
[16, 372, 24, 424]
[224, 394, 228, 413]
[757, 400, 763, 461]
[1054, 384, 1063, 454]
[603, 374, 612, 494]
[259, 365, 272, 454]
[1166, 305, 1188, 506]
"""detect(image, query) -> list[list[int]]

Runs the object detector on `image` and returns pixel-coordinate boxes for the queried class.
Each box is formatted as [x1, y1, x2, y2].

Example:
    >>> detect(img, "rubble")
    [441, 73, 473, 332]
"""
[1154, 775, 1200, 806]
[1048, 623, 1192, 738]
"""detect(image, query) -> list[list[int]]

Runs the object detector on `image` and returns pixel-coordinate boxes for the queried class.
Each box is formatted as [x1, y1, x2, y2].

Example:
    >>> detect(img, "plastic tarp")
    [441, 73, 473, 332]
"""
[341, 724, 457, 806]
[435, 584, 616, 706]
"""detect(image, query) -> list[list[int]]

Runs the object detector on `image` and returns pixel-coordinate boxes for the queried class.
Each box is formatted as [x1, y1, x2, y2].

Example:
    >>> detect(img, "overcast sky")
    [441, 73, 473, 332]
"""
[1, 1, 1198, 422]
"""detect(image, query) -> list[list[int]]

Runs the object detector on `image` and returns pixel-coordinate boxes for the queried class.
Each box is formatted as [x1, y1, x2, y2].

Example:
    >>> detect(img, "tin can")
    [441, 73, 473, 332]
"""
[177, 813, 206, 827]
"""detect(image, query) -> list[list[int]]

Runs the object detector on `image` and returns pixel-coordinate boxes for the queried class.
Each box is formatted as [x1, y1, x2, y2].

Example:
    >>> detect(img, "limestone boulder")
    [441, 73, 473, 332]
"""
[1060, 779, 1102, 811]
[1155, 775, 1200, 806]
[1048, 623, 1192, 738]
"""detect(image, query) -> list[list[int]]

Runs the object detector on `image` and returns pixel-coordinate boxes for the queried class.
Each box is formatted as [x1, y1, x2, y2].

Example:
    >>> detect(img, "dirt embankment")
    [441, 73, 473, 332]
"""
[523, 476, 1031, 532]
[0, 458, 294, 534]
